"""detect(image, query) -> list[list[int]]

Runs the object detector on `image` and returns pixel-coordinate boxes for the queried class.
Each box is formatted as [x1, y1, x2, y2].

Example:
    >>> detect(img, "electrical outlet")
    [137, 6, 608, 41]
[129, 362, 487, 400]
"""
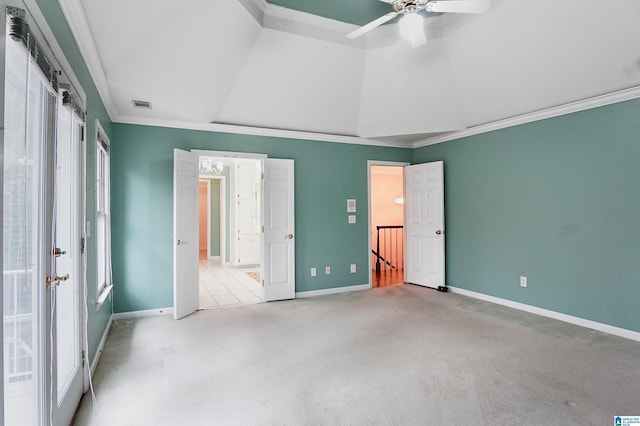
[311, 268, 316, 277]
[350, 264, 357, 273]
[325, 266, 331, 275]
[520, 276, 527, 287]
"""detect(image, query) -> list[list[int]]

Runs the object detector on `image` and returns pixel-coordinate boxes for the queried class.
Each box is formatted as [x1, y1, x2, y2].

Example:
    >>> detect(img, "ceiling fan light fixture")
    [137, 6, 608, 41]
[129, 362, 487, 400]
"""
[398, 12, 423, 38]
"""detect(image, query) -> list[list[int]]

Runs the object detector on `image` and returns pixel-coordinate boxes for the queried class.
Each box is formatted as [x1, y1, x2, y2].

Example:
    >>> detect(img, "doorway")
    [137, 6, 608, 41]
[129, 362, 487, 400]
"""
[197, 156, 263, 309]
[174, 150, 296, 318]
[369, 163, 408, 288]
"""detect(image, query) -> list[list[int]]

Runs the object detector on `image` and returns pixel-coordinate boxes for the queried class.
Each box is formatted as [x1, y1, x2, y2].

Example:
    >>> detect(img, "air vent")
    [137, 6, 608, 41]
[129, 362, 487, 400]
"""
[132, 99, 152, 109]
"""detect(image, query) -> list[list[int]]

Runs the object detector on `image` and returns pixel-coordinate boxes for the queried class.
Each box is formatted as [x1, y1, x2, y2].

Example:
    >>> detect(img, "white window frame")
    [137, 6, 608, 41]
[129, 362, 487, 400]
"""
[95, 120, 112, 306]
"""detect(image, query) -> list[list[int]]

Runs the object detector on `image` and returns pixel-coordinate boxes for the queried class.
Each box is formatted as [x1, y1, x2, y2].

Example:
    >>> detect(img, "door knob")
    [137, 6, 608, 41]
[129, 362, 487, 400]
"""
[53, 247, 67, 257]
[435, 230, 444, 235]
[285, 234, 294, 240]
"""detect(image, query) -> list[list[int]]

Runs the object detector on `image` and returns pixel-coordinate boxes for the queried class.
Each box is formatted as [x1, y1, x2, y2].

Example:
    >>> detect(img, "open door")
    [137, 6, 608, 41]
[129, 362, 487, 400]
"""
[173, 149, 199, 319]
[405, 161, 445, 288]
[263, 159, 295, 301]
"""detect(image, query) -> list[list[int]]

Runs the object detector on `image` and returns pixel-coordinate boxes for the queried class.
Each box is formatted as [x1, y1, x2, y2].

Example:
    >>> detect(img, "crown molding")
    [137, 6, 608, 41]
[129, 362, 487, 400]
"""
[114, 115, 414, 149]
[238, 0, 266, 25]
[57, 0, 117, 121]
[241, 0, 400, 49]
[413, 85, 640, 148]
[262, 3, 368, 48]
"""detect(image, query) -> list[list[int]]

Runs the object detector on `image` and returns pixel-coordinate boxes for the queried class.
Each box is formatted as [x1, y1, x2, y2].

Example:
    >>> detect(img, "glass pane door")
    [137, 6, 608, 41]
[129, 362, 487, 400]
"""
[3, 36, 56, 425]
[53, 98, 84, 424]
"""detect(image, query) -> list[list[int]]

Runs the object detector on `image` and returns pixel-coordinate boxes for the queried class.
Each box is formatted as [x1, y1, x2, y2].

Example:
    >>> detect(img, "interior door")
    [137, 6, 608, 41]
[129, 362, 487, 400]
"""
[404, 161, 445, 288]
[263, 159, 295, 301]
[173, 149, 199, 319]
[52, 104, 84, 424]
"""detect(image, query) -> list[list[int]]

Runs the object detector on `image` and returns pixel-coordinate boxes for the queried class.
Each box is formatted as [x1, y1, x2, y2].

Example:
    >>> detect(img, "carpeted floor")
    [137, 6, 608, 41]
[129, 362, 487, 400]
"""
[74, 285, 640, 425]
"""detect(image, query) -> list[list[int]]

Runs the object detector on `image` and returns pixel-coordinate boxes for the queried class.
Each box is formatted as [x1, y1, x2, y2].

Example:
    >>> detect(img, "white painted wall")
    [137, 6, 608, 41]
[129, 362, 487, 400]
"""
[442, 0, 640, 126]
[72, 0, 640, 141]
[357, 38, 464, 138]
[81, 0, 262, 122]
[216, 29, 364, 136]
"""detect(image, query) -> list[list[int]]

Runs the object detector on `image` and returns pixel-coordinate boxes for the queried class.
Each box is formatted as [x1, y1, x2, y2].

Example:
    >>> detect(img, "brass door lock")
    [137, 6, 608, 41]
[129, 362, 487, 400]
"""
[46, 274, 70, 290]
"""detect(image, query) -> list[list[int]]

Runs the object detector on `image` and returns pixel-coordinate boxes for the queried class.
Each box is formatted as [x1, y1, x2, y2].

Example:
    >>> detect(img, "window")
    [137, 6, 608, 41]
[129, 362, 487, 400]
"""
[96, 122, 112, 304]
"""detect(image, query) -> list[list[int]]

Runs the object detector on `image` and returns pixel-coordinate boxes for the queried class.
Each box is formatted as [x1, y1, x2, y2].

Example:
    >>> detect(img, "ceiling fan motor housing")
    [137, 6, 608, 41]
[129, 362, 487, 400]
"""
[393, 0, 428, 14]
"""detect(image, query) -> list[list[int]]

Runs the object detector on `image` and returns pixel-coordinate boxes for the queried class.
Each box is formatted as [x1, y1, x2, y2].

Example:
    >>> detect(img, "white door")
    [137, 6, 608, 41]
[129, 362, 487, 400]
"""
[263, 159, 295, 301]
[52, 103, 85, 424]
[405, 161, 445, 288]
[173, 149, 199, 319]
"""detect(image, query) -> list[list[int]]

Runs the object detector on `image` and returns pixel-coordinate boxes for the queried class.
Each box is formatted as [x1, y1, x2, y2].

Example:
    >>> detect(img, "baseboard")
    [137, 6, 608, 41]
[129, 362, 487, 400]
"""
[448, 286, 640, 343]
[89, 314, 113, 376]
[112, 307, 174, 320]
[296, 284, 370, 299]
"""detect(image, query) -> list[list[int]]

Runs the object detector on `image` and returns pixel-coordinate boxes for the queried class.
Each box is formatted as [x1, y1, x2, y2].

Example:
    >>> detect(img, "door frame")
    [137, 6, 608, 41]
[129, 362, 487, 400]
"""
[175, 149, 297, 316]
[367, 160, 410, 288]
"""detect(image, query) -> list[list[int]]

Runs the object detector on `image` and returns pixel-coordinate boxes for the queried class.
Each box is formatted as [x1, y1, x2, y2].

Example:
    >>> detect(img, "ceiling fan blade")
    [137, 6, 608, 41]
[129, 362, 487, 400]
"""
[426, 0, 491, 14]
[346, 12, 398, 39]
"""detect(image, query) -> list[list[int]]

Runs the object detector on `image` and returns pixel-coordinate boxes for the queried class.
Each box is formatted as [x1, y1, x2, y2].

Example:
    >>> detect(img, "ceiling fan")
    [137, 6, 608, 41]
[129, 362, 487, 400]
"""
[346, 0, 491, 40]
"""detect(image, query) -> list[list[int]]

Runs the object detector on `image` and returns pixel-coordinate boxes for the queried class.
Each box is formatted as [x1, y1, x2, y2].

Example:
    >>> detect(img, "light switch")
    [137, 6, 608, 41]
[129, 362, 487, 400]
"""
[348, 215, 356, 224]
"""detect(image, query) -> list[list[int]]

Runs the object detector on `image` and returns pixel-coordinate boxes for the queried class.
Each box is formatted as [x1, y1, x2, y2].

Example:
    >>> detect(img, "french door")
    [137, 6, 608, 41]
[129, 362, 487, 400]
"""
[3, 20, 85, 425]
[173, 151, 296, 318]
[52, 96, 85, 424]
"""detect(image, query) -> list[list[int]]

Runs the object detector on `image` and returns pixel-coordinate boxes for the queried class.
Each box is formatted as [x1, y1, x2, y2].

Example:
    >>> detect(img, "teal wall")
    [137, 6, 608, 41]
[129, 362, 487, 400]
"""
[110, 124, 412, 312]
[23, 0, 640, 369]
[209, 179, 221, 257]
[35, 0, 113, 362]
[413, 98, 640, 333]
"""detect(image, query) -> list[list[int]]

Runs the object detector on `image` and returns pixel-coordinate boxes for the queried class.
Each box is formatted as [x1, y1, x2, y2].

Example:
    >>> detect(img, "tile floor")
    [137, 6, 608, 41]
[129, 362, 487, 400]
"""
[198, 259, 263, 309]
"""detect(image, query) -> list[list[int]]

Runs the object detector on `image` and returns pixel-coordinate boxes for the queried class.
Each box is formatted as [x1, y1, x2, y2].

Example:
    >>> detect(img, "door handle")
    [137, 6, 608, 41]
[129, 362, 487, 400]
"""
[53, 247, 67, 257]
[435, 230, 444, 235]
[46, 274, 70, 290]
[177, 239, 188, 246]
[285, 234, 294, 240]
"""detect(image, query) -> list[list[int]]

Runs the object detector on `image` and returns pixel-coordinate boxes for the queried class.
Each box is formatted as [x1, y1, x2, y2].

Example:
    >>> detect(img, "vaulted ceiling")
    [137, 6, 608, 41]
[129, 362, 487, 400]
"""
[267, 0, 392, 26]
[60, 0, 640, 147]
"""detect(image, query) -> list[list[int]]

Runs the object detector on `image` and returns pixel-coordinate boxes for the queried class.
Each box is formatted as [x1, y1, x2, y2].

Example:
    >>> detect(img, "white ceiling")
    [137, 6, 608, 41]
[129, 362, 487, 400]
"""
[60, 0, 640, 147]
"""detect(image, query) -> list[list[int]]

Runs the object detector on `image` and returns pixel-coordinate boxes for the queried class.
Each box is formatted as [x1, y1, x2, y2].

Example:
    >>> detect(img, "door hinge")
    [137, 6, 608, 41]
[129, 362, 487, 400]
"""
[262, 279, 264, 287]
[82, 350, 86, 368]
[262, 226, 264, 233]
[80, 237, 85, 254]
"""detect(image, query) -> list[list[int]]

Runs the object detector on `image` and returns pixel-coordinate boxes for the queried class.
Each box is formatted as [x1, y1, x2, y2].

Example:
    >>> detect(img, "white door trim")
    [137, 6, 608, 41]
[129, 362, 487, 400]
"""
[192, 149, 267, 160]
[367, 160, 410, 288]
